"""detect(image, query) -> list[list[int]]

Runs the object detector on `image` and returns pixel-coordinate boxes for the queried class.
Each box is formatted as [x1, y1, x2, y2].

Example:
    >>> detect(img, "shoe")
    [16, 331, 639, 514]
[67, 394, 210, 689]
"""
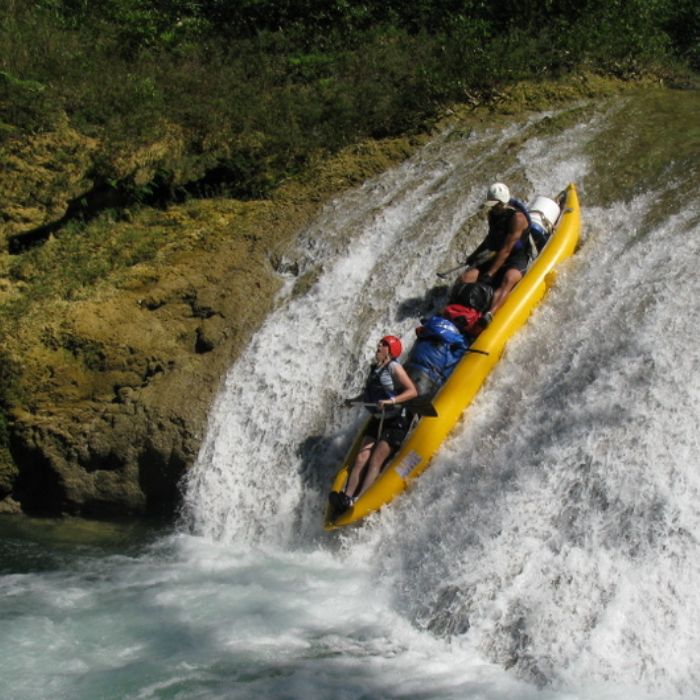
[328, 491, 353, 515]
[480, 311, 493, 327]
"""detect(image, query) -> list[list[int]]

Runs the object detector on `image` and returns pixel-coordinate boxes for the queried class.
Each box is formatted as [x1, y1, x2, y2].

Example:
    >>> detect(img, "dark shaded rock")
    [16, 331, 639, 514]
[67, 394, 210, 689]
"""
[0, 450, 19, 498]
[195, 327, 215, 353]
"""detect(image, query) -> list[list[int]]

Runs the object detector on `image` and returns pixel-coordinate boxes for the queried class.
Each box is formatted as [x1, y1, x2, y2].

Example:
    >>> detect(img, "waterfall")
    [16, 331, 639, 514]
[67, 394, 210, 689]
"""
[3, 86, 699, 700]
[178, 92, 700, 692]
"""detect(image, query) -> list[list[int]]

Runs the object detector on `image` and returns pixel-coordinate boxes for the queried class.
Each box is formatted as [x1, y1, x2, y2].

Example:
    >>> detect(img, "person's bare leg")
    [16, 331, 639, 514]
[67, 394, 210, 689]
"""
[357, 441, 392, 496]
[344, 437, 375, 497]
[458, 268, 479, 285]
[490, 268, 522, 313]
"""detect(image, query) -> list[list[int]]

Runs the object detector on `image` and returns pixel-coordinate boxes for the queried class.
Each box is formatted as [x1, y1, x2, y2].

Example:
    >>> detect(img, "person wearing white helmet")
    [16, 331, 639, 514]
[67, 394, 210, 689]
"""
[451, 181, 531, 325]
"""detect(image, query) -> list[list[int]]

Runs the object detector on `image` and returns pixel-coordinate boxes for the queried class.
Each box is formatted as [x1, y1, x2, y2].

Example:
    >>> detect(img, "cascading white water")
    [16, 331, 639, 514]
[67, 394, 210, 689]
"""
[373, 189, 700, 693]
[3, 94, 699, 700]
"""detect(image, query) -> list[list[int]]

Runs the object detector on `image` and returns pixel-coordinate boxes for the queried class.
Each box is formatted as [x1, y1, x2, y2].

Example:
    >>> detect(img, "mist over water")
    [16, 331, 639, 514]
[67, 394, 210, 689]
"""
[2, 90, 699, 699]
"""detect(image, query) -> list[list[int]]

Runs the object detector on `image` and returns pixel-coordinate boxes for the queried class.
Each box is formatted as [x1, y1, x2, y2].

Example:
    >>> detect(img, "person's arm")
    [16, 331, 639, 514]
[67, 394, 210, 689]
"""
[483, 211, 528, 279]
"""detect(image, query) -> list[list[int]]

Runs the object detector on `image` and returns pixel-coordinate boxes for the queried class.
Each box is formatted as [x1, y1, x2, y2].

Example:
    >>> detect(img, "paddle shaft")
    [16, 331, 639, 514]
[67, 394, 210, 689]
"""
[349, 397, 438, 417]
[436, 249, 496, 279]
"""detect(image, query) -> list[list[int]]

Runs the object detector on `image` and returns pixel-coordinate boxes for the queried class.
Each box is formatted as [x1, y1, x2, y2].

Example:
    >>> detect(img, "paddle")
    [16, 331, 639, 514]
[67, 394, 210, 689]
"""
[348, 395, 438, 417]
[436, 249, 496, 279]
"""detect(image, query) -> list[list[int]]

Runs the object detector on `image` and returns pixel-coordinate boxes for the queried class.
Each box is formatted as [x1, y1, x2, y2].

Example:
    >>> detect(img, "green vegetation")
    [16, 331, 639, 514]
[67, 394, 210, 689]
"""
[1, 1, 694, 311]
[1, 1, 697, 193]
[6, 214, 165, 305]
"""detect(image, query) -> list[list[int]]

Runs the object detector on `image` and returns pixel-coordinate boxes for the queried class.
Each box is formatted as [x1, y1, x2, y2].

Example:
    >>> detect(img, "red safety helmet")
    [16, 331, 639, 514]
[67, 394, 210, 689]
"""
[381, 335, 402, 359]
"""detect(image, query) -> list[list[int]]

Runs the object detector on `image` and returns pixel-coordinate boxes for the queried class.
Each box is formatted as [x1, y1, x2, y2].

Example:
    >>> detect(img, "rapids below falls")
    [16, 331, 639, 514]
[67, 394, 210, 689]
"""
[2, 87, 700, 700]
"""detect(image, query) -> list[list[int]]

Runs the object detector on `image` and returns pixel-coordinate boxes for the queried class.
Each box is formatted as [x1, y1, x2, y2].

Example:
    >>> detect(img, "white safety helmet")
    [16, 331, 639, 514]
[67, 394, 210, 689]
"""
[485, 182, 510, 206]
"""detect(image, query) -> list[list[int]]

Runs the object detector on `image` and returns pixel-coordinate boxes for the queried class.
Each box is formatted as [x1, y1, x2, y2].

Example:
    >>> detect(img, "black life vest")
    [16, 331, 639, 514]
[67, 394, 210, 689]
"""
[484, 199, 536, 257]
[363, 361, 402, 417]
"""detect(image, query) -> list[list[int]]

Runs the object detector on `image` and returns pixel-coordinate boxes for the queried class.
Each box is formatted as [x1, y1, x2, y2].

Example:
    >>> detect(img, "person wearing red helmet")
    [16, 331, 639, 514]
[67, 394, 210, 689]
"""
[329, 335, 417, 515]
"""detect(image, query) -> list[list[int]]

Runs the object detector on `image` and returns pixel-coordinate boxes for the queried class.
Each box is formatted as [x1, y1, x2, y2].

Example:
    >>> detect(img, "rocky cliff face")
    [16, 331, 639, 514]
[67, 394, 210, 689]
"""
[0, 115, 417, 517]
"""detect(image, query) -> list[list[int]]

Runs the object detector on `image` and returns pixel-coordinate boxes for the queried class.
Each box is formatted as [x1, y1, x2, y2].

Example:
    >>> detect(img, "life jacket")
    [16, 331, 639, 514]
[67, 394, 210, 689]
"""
[485, 199, 538, 258]
[508, 198, 532, 229]
[363, 360, 402, 417]
[405, 316, 468, 396]
[509, 197, 550, 255]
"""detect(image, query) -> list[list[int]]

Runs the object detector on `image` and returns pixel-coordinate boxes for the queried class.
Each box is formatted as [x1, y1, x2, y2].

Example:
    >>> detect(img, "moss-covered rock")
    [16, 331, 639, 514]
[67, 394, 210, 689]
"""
[0, 105, 422, 516]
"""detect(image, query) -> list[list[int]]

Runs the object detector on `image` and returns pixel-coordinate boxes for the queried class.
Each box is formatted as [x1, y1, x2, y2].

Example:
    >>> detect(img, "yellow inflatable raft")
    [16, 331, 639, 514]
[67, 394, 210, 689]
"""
[325, 184, 581, 530]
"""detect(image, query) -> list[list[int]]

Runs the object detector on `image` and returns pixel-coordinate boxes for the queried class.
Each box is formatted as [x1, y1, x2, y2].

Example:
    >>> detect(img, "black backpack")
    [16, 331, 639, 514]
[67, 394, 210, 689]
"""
[449, 281, 494, 313]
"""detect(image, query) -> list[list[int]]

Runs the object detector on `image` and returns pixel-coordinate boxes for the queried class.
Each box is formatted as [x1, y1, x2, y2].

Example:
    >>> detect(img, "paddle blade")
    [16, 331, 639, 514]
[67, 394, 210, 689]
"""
[405, 396, 438, 417]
